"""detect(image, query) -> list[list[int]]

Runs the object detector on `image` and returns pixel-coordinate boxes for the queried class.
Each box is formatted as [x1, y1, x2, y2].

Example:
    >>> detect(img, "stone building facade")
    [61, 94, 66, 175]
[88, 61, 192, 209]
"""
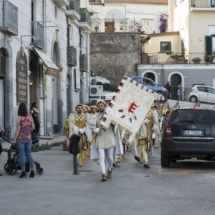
[90, 32, 141, 85]
[0, 0, 91, 136]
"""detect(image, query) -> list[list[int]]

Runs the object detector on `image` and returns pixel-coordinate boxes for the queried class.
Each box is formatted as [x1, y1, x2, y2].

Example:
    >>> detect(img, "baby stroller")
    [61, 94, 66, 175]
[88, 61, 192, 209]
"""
[0, 131, 43, 175]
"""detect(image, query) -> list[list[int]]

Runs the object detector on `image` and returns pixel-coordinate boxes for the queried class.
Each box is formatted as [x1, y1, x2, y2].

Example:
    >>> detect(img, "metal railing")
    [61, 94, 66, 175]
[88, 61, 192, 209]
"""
[80, 8, 91, 25]
[67, 46, 77, 66]
[31, 22, 44, 49]
[141, 53, 214, 64]
[191, 0, 215, 8]
[66, 0, 80, 14]
[0, 1, 18, 36]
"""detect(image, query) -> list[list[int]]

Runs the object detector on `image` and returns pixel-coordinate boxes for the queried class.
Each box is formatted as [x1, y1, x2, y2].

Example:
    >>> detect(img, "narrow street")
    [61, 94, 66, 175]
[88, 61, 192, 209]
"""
[1, 146, 215, 215]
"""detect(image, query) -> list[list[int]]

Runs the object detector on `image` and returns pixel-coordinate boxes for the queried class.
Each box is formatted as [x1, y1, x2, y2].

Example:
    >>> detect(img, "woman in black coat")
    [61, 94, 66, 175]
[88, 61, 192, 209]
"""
[31, 102, 40, 135]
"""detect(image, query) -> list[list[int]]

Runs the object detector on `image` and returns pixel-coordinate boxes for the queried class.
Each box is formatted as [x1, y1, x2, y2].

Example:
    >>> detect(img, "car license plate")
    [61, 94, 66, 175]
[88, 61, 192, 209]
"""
[183, 130, 204, 136]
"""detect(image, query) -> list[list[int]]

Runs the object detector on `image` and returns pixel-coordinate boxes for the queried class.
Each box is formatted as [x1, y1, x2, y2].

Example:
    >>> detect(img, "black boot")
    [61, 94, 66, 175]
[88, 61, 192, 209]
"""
[29, 170, 35, 178]
[19, 171, 26, 178]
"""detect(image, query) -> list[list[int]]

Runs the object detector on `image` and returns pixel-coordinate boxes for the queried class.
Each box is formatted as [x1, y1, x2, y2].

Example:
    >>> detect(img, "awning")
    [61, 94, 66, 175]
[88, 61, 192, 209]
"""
[34, 48, 60, 78]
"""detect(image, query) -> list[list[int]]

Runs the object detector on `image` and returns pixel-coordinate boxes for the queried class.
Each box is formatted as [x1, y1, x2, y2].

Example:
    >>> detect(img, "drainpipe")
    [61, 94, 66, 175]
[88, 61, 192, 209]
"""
[43, 0, 47, 135]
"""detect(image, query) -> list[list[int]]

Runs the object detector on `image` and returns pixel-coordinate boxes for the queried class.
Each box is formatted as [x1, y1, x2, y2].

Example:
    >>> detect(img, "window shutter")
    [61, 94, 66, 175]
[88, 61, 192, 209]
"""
[205, 36, 212, 54]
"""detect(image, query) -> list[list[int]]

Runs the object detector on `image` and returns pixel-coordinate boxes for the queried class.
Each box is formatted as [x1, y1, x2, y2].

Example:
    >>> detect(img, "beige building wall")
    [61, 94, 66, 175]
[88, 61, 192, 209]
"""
[144, 33, 181, 53]
[189, 11, 215, 53]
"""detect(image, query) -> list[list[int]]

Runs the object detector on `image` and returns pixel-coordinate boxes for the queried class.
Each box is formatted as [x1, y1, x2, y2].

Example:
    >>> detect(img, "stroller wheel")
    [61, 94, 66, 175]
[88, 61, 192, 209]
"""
[4, 163, 8, 172]
[37, 168, 43, 175]
[6, 164, 17, 175]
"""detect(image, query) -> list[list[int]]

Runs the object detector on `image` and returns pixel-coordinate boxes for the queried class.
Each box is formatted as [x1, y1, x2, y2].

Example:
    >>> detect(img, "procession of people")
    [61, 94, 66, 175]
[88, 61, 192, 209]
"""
[67, 95, 172, 182]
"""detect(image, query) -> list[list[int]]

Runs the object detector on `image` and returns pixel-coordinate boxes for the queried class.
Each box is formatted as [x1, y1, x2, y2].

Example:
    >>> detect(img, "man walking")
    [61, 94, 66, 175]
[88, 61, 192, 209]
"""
[93, 100, 117, 182]
[69, 104, 92, 166]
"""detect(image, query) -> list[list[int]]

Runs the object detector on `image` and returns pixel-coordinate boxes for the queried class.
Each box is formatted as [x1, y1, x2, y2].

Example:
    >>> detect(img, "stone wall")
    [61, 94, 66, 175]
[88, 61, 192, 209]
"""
[90, 32, 141, 85]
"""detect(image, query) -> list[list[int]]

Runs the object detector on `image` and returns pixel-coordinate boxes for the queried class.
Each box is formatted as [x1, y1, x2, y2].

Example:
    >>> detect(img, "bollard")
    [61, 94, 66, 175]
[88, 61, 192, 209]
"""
[6, 130, 11, 160]
[73, 154, 78, 175]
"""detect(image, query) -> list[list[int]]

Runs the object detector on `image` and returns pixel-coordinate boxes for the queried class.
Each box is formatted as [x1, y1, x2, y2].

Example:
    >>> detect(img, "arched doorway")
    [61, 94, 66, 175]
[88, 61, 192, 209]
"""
[141, 70, 158, 83]
[0, 49, 6, 128]
[170, 74, 182, 100]
[67, 74, 72, 116]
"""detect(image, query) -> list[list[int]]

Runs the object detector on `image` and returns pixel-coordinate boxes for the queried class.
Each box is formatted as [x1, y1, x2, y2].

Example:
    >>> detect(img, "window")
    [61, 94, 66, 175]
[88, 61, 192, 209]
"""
[67, 27, 70, 47]
[206, 88, 215, 94]
[132, 77, 142, 84]
[197, 87, 206, 92]
[174, 0, 177, 7]
[160, 42, 172, 53]
[143, 19, 152, 34]
[212, 0, 215, 7]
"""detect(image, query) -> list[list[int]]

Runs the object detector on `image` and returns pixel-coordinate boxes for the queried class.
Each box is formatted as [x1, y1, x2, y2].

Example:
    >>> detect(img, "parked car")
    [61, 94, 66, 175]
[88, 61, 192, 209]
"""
[131, 76, 169, 97]
[190, 85, 215, 103]
[161, 107, 215, 167]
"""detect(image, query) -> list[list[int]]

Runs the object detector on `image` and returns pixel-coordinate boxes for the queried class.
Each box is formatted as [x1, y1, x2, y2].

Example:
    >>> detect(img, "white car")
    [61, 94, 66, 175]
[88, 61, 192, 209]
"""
[189, 85, 215, 103]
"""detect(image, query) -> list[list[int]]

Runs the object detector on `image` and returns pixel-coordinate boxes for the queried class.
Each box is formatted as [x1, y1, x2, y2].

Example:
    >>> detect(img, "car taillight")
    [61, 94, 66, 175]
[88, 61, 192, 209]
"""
[163, 123, 172, 135]
[190, 89, 193, 92]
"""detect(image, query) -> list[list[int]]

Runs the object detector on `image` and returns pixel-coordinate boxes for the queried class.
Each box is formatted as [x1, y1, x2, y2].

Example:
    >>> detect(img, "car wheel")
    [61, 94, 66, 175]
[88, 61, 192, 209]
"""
[190, 96, 198, 103]
[161, 152, 170, 167]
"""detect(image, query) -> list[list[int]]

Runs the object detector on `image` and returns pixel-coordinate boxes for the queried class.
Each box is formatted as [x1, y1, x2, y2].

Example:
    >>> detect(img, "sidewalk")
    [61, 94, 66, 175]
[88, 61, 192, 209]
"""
[1, 134, 67, 149]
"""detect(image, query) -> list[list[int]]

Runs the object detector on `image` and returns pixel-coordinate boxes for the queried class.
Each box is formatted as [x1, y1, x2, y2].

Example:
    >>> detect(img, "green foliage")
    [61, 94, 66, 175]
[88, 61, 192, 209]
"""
[64, 119, 69, 132]
[109, 84, 118, 92]
[192, 57, 201, 62]
[204, 55, 214, 62]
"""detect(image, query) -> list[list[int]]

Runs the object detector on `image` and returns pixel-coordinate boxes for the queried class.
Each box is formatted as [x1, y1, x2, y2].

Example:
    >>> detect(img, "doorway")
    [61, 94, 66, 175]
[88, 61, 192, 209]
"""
[105, 22, 114, 32]
[144, 72, 155, 81]
[52, 43, 59, 133]
[0, 48, 7, 128]
[170, 74, 182, 100]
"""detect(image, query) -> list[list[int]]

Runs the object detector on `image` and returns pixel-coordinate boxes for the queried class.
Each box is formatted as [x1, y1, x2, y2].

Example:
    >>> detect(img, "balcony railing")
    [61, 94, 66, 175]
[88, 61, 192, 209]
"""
[67, 46, 77, 66]
[66, 0, 80, 20]
[80, 54, 88, 72]
[191, 0, 215, 8]
[141, 53, 215, 64]
[66, 0, 80, 14]
[80, 8, 90, 26]
[0, 1, 18, 36]
[31, 22, 44, 49]
[89, 0, 104, 5]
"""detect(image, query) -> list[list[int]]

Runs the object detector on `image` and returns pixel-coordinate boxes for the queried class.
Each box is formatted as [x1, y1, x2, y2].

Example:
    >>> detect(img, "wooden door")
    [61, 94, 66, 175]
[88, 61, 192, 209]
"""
[105, 22, 114, 32]
[170, 74, 181, 100]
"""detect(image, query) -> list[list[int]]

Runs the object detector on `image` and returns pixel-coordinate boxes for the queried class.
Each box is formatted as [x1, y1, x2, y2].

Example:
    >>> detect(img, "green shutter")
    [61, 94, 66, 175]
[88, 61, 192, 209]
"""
[205, 36, 212, 54]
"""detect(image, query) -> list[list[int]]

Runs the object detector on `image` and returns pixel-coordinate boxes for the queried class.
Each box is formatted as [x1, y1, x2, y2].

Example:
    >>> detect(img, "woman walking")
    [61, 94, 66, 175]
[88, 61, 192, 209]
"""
[12, 103, 35, 178]
[31, 102, 40, 135]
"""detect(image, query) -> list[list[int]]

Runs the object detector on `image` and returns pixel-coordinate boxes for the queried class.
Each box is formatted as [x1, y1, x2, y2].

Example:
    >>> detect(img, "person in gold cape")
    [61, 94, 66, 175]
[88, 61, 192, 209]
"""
[135, 105, 161, 168]
[69, 104, 92, 166]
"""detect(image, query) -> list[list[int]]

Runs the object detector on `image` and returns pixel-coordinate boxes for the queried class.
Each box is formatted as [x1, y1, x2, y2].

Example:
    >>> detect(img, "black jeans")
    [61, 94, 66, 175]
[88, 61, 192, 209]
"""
[33, 117, 40, 134]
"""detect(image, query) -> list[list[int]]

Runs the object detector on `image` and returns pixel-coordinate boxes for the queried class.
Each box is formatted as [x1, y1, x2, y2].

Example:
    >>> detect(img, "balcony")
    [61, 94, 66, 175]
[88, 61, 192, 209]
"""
[191, 0, 215, 11]
[53, 0, 69, 7]
[66, 0, 80, 20]
[141, 53, 214, 65]
[80, 54, 88, 72]
[67, 46, 77, 66]
[89, 0, 104, 5]
[79, 8, 91, 31]
[31, 22, 44, 50]
[0, 1, 18, 36]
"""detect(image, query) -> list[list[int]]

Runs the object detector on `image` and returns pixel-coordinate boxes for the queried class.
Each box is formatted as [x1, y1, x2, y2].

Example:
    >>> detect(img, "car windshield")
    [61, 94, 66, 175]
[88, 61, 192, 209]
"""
[169, 110, 215, 124]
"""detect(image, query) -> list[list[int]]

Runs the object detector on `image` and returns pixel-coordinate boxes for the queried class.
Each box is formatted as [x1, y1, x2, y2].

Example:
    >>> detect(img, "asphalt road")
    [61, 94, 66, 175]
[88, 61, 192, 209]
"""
[0, 146, 215, 215]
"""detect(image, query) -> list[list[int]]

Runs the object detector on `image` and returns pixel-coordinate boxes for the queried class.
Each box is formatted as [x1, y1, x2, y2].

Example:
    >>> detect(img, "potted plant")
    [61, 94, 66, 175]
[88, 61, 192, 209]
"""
[204, 55, 214, 64]
[192, 57, 202, 64]
[63, 118, 70, 151]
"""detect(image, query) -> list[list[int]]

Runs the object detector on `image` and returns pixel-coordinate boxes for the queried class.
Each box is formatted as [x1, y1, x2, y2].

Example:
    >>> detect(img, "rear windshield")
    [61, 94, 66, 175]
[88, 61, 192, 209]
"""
[169, 109, 215, 124]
